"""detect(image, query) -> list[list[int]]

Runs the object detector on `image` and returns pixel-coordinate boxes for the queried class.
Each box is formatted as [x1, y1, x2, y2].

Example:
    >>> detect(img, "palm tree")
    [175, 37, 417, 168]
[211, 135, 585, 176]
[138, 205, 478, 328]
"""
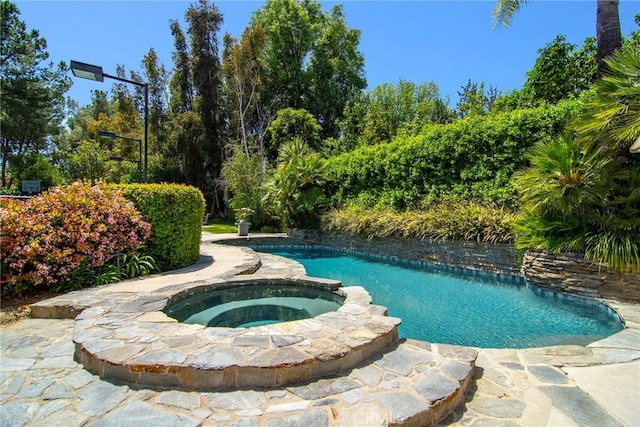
[493, 0, 622, 76]
[514, 132, 639, 273]
[574, 48, 640, 153]
[514, 50, 640, 274]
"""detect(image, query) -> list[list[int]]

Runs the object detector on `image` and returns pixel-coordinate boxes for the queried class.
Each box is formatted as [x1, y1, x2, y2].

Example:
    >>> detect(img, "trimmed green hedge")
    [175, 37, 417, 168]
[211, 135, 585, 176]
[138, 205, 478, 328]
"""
[326, 99, 585, 209]
[117, 184, 205, 270]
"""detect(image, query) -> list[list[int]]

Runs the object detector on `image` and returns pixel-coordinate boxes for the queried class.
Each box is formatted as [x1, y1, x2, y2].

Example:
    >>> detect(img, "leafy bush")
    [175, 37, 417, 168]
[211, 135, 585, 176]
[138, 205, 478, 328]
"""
[62, 250, 157, 291]
[0, 182, 151, 296]
[326, 98, 585, 209]
[323, 202, 515, 243]
[263, 138, 327, 229]
[267, 108, 322, 160]
[514, 132, 640, 274]
[221, 144, 271, 227]
[118, 183, 204, 270]
[514, 51, 640, 274]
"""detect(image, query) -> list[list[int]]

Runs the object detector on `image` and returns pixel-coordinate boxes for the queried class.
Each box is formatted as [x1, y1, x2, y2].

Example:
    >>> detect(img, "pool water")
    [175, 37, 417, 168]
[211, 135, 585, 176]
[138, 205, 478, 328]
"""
[255, 246, 623, 348]
[164, 283, 344, 328]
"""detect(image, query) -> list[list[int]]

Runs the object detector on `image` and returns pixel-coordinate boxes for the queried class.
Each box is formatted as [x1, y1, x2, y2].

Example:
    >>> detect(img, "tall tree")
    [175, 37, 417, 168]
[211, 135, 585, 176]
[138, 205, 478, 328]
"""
[0, 0, 70, 188]
[456, 79, 501, 117]
[166, 0, 225, 210]
[252, 0, 366, 139]
[361, 80, 451, 144]
[522, 36, 597, 104]
[252, 0, 323, 110]
[169, 20, 193, 114]
[306, 4, 366, 139]
[222, 25, 268, 157]
[186, 0, 224, 206]
[141, 48, 170, 161]
[493, 0, 622, 76]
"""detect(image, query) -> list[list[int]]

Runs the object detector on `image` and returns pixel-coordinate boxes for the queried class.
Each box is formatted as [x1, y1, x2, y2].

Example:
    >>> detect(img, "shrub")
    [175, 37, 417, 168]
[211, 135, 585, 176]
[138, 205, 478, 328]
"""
[0, 182, 151, 296]
[514, 51, 640, 274]
[323, 202, 515, 244]
[514, 133, 640, 274]
[221, 144, 269, 227]
[325, 98, 585, 208]
[263, 138, 327, 229]
[118, 183, 204, 270]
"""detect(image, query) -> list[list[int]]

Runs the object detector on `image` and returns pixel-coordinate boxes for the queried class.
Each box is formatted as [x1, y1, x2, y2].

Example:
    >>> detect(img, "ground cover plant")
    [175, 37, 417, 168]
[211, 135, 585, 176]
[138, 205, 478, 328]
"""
[323, 203, 515, 244]
[203, 218, 237, 234]
[0, 181, 152, 297]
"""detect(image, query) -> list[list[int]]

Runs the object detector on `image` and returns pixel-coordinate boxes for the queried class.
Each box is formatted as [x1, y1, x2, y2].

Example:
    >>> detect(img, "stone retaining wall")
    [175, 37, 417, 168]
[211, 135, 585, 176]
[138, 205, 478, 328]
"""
[522, 251, 640, 303]
[225, 229, 521, 278]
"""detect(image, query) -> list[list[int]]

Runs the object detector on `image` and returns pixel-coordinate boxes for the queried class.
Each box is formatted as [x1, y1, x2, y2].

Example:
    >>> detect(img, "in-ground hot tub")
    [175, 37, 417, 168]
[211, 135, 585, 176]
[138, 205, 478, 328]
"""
[163, 282, 345, 328]
[71, 276, 401, 391]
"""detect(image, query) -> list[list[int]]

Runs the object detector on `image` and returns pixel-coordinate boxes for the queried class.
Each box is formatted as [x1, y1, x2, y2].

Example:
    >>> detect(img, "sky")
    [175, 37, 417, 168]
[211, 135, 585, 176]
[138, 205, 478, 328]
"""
[15, 0, 640, 109]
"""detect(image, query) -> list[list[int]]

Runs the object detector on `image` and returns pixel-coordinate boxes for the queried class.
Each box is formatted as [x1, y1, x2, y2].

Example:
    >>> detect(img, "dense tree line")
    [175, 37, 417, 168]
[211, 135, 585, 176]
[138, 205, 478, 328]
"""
[1, 0, 633, 220]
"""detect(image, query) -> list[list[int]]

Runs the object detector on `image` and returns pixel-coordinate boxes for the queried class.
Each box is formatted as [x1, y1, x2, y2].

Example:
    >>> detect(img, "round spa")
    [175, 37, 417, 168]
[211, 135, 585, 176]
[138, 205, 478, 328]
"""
[163, 282, 346, 327]
[72, 280, 401, 391]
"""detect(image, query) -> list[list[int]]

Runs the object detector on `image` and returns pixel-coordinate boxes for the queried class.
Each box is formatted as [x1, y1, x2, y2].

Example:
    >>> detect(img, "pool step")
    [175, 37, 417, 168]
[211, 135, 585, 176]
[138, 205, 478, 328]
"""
[206, 340, 477, 427]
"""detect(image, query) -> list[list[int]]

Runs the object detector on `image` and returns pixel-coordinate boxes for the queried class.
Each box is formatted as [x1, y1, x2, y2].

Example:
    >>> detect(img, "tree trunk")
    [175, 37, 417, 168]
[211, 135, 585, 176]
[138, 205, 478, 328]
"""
[596, 0, 622, 76]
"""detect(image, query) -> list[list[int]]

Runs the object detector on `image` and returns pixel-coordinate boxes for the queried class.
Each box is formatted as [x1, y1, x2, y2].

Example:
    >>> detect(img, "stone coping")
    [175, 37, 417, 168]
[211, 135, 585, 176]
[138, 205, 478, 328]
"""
[72, 276, 402, 391]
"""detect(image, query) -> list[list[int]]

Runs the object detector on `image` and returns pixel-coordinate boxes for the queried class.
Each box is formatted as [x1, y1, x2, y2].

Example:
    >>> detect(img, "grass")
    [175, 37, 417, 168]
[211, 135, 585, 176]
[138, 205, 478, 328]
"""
[202, 218, 237, 234]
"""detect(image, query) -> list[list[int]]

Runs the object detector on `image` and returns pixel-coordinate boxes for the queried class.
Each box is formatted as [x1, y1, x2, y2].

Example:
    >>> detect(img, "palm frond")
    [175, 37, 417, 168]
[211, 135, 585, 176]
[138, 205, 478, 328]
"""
[574, 49, 640, 150]
[493, 0, 529, 28]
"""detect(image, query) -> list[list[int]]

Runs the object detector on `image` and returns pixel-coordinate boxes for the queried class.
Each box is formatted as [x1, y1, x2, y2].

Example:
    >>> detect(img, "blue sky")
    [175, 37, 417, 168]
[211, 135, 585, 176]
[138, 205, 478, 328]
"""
[15, 0, 640, 109]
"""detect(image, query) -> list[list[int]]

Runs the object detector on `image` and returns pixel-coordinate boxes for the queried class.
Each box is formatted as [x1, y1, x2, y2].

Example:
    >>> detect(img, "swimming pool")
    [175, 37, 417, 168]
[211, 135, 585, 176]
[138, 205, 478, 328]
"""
[253, 246, 623, 348]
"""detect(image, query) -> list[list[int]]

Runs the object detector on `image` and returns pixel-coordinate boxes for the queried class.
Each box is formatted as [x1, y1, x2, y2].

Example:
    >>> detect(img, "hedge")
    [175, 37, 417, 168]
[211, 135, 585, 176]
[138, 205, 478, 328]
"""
[325, 98, 585, 209]
[117, 184, 205, 270]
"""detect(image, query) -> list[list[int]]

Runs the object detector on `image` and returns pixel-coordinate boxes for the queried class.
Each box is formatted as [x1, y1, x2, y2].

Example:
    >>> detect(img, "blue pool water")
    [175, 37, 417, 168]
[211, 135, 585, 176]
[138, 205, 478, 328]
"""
[254, 246, 623, 348]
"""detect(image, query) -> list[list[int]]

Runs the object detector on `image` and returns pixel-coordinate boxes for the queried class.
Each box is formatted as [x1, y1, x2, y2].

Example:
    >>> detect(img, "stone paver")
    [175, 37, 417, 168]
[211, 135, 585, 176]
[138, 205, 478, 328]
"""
[1, 233, 638, 426]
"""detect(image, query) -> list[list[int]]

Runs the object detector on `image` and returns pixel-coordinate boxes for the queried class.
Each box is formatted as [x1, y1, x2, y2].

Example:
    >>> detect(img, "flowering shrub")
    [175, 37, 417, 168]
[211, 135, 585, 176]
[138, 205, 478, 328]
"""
[0, 181, 152, 296]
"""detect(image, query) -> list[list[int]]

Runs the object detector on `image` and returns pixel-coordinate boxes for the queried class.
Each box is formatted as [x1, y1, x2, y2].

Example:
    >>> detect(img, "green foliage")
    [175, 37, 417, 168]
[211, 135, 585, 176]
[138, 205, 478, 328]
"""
[515, 51, 640, 274]
[456, 79, 501, 118]
[359, 80, 454, 145]
[326, 98, 584, 209]
[263, 138, 327, 229]
[118, 183, 205, 270]
[0, 182, 152, 297]
[164, 0, 225, 205]
[522, 35, 597, 104]
[65, 140, 108, 183]
[492, 0, 528, 27]
[62, 250, 157, 292]
[7, 153, 61, 191]
[0, 0, 71, 189]
[252, 0, 366, 138]
[267, 108, 321, 158]
[514, 133, 639, 274]
[323, 203, 515, 243]
[573, 48, 640, 152]
[306, 4, 366, 139]
[221, 144, 270, 227]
